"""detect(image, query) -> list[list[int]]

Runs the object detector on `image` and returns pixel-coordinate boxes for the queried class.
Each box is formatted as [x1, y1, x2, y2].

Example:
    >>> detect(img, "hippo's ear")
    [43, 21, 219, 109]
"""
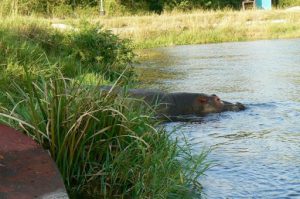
[197, 96, 208, 104]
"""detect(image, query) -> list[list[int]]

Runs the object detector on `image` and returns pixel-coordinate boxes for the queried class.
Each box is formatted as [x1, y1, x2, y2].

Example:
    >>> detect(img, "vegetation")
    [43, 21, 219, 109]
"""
[1, 0, 300, 198]
[98, 9, 300, 49]
[0, 16, 134, 90]
[106, 0, 242, 14]
[1, 0, 299, 16]
[0, 11, 210, 199]
[0, 0, 242, 16]
[279, 0, 300, 7]
[0, 70, 209, 198]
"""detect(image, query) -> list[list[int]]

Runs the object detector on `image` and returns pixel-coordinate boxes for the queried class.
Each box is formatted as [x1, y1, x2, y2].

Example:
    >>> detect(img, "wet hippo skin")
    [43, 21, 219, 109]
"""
[100, 86, 246, 121]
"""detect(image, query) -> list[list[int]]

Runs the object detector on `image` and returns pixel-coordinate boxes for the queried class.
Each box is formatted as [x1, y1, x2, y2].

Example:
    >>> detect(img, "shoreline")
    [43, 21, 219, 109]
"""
[96, 9, 300, 49]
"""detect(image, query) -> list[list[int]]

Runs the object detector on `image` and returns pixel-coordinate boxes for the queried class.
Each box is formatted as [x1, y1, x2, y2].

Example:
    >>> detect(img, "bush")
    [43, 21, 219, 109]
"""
[164, 0, 241, 11]
[0, 17, 135, 91]
[0, 0, 243, 16]
[279, 0, 300, 7]
[0, 0, 69, 16]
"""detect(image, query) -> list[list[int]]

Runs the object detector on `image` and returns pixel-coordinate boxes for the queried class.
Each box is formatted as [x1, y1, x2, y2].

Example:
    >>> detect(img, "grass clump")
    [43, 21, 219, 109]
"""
[279, 0, 300, 7]
[0, 17, 135, 91]
[98, 9, 300, 49]
[0, 13, 210, 199]
[0, 69, 209, 198]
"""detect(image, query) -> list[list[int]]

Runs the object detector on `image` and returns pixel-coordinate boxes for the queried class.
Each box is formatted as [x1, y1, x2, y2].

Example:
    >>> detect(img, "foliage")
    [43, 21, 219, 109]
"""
[0, 0, 68, 15]
[0, 17, 135, 90]
[3, 0, 300, 16]
[106, 0, 242, 14]
[164, 0, 241, 11]
[0, 0, 247, 16]
[278, 0, 300, 7]
[98, 9, 300, 49]
[0, 69, 210, 198]
[0, 15, 210, 197]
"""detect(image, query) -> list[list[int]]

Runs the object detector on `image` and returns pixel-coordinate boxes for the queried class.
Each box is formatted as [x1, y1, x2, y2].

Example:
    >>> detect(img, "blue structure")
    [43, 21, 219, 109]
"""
[256, 0, 272, 10]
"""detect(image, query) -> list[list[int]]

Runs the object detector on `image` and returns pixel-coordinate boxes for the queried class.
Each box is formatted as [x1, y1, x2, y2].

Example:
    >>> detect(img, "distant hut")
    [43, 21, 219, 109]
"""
[256, 0, 272, 9]
[242, 0, 272, 10]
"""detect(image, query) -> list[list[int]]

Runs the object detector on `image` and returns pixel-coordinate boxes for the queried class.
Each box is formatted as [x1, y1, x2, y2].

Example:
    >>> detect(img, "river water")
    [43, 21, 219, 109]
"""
[137, 39, 300, 199]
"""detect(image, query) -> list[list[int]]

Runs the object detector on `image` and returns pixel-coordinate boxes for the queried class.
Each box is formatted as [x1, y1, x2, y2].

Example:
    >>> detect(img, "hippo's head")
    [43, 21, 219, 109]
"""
[193, 94, 245, 115]
[222, 101, 246, 112]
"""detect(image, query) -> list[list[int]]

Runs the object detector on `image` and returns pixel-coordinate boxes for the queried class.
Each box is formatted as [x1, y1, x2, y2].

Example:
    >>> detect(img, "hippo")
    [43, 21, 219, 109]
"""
[100, 86, 246, 121]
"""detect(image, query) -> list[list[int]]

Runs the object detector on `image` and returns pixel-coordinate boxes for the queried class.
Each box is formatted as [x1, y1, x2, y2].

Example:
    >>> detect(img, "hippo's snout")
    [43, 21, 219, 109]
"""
[235, 102, 246, 111]
[222, 101, 246, 112]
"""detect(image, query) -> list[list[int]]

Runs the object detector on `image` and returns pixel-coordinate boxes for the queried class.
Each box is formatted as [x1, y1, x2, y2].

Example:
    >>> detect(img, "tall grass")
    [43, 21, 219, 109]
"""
[0, 8, 212, 198]
[96, 9, 300, 48]
[0, 16, 135, 91]
[0, 66, 210, 198]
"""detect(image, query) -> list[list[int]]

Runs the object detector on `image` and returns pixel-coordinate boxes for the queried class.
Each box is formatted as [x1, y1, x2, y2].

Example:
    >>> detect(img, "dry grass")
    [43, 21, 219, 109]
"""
[91, 9, 300, 48]
[4, 9, 300, 49]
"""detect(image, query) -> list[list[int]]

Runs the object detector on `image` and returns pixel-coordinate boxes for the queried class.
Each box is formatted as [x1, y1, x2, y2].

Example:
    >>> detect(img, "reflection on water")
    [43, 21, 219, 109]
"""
[138, 39, 300, 198]
[136, 49, 184, 86]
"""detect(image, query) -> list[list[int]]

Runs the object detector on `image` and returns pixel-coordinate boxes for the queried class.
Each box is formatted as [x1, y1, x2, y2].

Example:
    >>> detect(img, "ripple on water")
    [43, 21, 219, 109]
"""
[143, 39, 300, 198]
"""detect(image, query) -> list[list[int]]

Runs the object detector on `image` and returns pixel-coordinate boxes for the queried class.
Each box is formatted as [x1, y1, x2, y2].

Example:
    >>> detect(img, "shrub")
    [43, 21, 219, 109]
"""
[0, 68, 209, 198]
[279, 0, 300, 7]
[0, 18, 135, 91]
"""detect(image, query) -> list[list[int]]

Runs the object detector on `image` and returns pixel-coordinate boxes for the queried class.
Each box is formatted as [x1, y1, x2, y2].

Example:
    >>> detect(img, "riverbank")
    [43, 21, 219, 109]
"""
[10, 9, 300, 50]
[137, 38, 300, 198]
[0, 16, 209, 198]
[96, 9, 300, 49]
[1, 8, 299, 197]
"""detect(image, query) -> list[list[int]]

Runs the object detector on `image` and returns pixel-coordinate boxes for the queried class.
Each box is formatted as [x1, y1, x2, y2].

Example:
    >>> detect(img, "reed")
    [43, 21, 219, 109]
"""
[0, 65, 210, 198]
[0, 16, 135, 92]
[0, 9, 216, 198]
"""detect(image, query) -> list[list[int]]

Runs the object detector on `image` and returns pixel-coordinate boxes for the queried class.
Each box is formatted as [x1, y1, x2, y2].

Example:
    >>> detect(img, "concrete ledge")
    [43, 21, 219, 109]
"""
[0, 124, 69, 199]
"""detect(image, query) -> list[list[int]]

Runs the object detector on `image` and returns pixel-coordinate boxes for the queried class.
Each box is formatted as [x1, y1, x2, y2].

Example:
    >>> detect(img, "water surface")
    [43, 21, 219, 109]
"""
[138, 39, 300, 199]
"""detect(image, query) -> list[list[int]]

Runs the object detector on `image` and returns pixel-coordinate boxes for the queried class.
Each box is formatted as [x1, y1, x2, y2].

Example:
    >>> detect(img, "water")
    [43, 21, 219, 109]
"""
[138, 39, 300, 198]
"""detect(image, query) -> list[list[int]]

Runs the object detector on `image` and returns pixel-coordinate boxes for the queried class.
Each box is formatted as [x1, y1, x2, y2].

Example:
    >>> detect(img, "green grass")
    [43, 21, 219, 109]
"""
[279, 0, 300, 7]
[0, 16, 135, 91]
[0, 68, 210, 198]
[0, 13, 210, 198]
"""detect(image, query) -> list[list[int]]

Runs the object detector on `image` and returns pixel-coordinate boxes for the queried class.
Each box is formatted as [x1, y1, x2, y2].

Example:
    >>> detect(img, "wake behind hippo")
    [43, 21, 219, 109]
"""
[100, 86, 245, 121]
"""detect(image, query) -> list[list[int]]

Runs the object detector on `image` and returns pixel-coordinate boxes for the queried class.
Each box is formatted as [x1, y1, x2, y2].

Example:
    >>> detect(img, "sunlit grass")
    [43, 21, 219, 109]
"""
[2, 9, 300, 50]
[0, 16, 135, 91]
[0, 14, 210, 198]
[0, 67, 210, 198]
[95, 9, 300, 48]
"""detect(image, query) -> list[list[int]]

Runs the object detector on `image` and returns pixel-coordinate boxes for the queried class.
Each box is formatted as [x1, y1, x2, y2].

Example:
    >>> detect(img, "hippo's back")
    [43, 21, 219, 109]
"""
[100, 86, 171, 104]
[127, 88, 176, 107]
